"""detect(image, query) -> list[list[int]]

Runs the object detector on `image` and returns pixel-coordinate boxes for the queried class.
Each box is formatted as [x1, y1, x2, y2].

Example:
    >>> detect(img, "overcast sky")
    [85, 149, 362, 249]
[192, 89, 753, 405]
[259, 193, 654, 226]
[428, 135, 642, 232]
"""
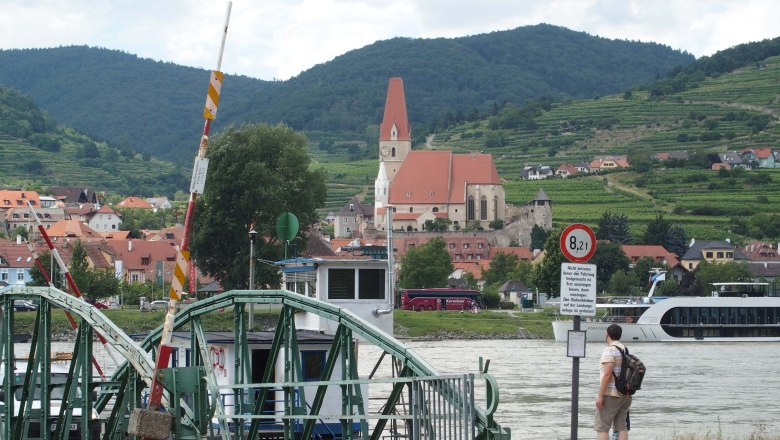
[2, 0, 778, 81]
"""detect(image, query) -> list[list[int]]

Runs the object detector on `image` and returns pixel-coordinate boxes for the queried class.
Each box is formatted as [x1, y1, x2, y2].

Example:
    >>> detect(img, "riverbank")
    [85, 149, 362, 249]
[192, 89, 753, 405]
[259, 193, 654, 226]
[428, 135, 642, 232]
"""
[12, 307, 557, 341]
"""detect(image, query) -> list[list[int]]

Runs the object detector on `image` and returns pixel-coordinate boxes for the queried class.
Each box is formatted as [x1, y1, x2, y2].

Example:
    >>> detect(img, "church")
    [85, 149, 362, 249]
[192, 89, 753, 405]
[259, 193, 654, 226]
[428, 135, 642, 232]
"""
[374, 77, 506, 232]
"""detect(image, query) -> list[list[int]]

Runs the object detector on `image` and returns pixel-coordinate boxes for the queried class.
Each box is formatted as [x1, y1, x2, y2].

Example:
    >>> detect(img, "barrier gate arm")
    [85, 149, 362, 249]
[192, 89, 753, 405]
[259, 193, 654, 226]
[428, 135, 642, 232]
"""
[146, 1, 232, 414]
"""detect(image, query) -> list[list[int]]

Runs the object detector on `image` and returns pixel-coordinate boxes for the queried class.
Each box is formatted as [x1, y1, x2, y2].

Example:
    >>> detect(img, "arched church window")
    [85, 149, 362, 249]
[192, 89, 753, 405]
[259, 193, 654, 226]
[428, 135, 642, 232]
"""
[480, 196, 488, 221]
[432, 207, 439, 213]
[493, 196, 499, 220]
[391, 147, 396, 157]
[467, 196, 475, 221]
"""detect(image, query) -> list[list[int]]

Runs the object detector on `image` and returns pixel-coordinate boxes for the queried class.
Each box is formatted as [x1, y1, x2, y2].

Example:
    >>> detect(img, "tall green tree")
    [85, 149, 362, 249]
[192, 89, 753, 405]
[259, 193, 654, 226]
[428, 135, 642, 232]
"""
[423, 218, 451, 232]
[595, 212, 632, 244]
[530, 224, 549, 250]
[28, 250, 62, 287]
[66, 239, 119, 300]
[190, 124, 327, 290]
[664, 225, 689, 257]
[590, 241, 630, 292]
[398, 237, 453, 288]
[643, 214, 671, 245]
[482, 252, 520, 287]
[531, 229, 565, 297]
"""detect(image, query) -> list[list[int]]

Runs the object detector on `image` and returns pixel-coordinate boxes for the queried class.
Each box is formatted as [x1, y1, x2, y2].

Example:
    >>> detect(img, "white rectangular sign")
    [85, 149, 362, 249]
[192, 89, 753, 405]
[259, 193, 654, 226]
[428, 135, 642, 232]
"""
[190, 156, 209, 194]
[559, 262, 597, 316]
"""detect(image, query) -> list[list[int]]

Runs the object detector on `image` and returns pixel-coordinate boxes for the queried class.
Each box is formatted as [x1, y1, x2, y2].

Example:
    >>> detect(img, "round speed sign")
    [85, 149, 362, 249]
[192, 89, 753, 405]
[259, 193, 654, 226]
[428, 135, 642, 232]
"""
[560, 223, 596, 263]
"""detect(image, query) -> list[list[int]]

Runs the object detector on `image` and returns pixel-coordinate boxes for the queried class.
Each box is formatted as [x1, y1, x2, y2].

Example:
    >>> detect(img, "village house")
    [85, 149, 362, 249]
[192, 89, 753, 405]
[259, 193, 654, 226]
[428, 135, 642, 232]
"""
[117, 196, 153, 209]
[521, 164, 554, 180]
[680, 239, 749, 271]
[49, 187, 100, 207]
[719, 152, 750, 169]
[554, 163, 579, 178]
[589, 155, 629, 172]
[334, 196, 374, 238]
[146, 196, 173, 210]
[740, 147, 777, 168]
[105, 239, 176, 285]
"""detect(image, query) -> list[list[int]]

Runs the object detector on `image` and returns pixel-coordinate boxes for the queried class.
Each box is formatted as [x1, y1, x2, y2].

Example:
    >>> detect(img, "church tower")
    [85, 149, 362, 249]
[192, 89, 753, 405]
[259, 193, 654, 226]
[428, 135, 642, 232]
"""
[378, 77, 411, 182]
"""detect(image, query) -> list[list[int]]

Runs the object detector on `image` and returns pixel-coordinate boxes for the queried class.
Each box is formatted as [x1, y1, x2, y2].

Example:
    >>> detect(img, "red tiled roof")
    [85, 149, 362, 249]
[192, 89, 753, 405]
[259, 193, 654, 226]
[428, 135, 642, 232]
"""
[96, 204, 115, 214]
[753, 147, 773, 159]
[0, 190, 41, 209]
[389, 151, 501, 205]
[393, 213, 421, 220]
[105, 239, 176, 281]
[491, 247, 533, 260]
[621, 245, 680, 268]
[101, 230, 131, 240]
[117, 197, 153, 209]
[46, 220, 103, 240]
[453, 260, 489, 278]
[379, 77, 410, 141]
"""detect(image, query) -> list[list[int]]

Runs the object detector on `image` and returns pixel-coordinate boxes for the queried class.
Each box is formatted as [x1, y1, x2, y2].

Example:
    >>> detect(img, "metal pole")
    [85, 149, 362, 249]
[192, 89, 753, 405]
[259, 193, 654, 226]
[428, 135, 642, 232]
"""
[249, 229, 257, 329]
[571, 315, 581, 440]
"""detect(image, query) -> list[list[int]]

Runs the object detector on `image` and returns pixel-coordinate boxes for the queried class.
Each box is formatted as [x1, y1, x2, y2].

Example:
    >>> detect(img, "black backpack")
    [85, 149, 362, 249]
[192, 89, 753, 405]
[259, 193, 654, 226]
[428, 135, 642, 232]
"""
[613, 345, 646, 396]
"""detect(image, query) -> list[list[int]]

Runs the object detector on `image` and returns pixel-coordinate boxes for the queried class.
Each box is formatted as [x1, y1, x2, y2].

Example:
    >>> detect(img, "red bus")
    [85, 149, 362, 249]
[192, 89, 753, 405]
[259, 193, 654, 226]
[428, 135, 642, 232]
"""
[400, 288, 483, 311]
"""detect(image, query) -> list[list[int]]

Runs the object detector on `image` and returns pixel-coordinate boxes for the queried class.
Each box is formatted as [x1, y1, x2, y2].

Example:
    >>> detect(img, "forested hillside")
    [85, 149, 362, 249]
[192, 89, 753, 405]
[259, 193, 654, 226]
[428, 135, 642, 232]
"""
[0, 24, 693, 163]
[0, 87, 188, 197]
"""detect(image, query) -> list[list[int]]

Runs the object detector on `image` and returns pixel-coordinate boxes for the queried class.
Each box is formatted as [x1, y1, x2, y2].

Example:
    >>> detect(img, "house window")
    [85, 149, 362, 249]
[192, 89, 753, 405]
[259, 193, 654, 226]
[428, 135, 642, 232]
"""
[358, 269, 385, 299]
[480, 196, 488, 221]
[301, 351, 326, 381]
[477, 243, 483, 249]
[716, 252, 724, 258]
[463, 243, 470, 249]
[12, 214, 18, 219]
[726, 252, 733, 258]
[455, 254, 462, 260]
[433, 207, 439, 213]
[132, 274, 140, 282]
[467, 254, 474, 260]
[449, 243, 456, 249]
[141, 257, 150, 265]
[17, 271, 24, 282]
[705, 252, 713, 258]
[0, 270, 7, 281]
[476, 254, 482, 260]
[328, 269, 355, 299]
[23, 213, 29, 219]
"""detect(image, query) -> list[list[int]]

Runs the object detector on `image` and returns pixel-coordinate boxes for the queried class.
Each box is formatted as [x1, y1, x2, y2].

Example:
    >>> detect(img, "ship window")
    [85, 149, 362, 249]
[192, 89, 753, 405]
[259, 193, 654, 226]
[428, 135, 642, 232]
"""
[328, 269, 355, 299]
[301, 351, 326, 381]
[358, 269, 385, 300]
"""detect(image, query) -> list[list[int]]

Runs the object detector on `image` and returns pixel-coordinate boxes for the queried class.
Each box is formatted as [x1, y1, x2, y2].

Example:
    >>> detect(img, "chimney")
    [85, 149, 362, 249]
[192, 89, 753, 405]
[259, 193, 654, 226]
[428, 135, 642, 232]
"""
[16, 235, 22, 245]
[128, 240, 133, 252]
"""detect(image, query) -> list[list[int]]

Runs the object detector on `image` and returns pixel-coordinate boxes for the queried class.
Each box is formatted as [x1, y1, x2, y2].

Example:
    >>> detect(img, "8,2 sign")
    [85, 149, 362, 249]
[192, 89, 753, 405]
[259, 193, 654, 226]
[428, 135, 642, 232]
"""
[560, 223, 596, 263]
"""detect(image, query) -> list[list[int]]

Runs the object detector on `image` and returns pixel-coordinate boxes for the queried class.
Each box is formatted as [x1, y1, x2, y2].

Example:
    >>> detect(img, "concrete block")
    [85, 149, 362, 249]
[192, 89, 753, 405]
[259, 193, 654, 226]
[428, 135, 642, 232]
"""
[128, 408, 173, 440]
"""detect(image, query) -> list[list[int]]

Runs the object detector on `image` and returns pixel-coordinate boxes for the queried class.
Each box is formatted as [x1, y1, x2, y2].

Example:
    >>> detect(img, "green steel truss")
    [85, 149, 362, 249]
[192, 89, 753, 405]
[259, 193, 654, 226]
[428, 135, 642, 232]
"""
[0, 286, 511, 440]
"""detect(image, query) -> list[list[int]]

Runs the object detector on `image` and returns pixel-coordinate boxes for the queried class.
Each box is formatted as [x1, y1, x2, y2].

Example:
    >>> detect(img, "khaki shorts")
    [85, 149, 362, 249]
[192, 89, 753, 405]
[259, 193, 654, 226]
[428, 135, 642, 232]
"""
[595, 395, 632, 432]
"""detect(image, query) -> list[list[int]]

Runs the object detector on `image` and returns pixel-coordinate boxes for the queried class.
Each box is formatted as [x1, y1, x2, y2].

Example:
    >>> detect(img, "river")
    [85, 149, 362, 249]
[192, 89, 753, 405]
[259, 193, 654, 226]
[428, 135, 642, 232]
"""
[388, 339, 780, 439]
[17, 339, 780, 439]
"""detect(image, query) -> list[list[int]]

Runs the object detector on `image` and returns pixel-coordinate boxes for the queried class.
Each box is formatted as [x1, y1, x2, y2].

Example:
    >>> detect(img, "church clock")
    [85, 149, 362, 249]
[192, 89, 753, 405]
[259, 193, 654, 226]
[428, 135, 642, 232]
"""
[380, 145, 391, 158]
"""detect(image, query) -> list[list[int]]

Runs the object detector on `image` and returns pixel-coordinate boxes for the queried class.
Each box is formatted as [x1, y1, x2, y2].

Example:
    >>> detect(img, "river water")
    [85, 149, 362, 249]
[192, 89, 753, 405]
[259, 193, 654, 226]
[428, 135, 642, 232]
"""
[18, 339, 780, 439]
[387, 339, 780, 440]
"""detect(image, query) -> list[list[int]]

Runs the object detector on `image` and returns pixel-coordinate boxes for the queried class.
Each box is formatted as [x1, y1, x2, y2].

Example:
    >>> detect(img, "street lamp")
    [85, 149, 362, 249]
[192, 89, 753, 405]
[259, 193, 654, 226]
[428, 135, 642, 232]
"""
[248, 228, 257, 330]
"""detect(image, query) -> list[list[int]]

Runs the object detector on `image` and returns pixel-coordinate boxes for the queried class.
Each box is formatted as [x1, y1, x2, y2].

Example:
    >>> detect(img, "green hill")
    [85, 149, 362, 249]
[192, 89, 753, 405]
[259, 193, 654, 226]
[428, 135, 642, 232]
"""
[0, 87, 188, 197]
[0, 24, 693, 164]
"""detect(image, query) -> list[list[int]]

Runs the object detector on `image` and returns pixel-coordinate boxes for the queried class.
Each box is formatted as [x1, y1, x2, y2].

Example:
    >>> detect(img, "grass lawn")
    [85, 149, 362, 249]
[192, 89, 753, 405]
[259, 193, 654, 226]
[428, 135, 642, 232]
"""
[13, 307, 558, 340]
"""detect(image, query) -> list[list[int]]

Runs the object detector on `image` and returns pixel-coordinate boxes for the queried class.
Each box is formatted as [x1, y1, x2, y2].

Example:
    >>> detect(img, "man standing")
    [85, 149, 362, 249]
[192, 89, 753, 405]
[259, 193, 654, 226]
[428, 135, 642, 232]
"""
[595, 324, 632, 440]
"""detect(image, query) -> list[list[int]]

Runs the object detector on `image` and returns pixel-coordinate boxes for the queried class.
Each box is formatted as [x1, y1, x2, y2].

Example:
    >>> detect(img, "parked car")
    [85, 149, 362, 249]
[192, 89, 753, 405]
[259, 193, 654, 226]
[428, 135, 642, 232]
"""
[13, 300, 38, 312]
[149, 300, 169, 311]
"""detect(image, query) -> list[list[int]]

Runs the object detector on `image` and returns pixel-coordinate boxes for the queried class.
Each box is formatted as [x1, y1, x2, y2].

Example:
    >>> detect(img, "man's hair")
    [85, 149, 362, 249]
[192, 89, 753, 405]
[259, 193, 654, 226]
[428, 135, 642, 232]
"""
[607, 323, 622, 340]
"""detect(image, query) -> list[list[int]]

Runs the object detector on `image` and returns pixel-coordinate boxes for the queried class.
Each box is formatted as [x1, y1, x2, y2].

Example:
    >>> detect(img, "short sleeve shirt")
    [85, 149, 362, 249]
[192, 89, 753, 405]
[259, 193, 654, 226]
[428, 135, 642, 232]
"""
[600, 342, 624, 398]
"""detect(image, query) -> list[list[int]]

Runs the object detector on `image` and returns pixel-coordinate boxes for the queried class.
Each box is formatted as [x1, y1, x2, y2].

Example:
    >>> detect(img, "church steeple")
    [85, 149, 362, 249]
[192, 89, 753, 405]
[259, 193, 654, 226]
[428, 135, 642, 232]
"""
[378, 77, 411, 182]
[374, 160, 389, 209]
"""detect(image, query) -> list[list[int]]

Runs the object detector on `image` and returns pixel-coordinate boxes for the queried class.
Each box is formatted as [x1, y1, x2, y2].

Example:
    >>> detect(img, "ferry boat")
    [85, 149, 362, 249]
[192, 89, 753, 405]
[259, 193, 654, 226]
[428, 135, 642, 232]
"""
[552, 279, 780, 342]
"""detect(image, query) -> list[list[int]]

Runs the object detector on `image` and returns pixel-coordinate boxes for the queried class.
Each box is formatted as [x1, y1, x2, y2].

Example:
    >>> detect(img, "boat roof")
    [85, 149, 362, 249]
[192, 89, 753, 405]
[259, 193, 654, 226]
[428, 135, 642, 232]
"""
[171, 330, 334, 345]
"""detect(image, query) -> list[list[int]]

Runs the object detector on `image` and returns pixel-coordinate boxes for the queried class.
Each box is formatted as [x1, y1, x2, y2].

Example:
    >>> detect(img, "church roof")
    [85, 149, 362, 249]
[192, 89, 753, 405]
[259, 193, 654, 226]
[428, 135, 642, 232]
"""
[379, 77, 410, 141]
[389, 151, 501, 205]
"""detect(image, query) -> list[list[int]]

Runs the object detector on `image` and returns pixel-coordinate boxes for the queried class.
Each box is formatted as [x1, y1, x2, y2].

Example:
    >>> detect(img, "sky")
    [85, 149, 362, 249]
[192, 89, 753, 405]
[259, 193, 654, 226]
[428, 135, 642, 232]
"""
[1, 0, 779, 81]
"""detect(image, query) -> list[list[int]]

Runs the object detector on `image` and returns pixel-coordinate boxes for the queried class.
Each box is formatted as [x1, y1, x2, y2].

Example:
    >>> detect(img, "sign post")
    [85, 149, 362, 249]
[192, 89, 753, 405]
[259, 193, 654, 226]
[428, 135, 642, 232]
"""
[559, 223, 597, 440]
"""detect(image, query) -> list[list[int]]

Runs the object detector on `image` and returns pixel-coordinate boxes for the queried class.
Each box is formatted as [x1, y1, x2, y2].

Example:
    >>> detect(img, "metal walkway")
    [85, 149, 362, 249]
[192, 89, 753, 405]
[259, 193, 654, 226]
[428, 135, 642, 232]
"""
[0, 286, 511, 439]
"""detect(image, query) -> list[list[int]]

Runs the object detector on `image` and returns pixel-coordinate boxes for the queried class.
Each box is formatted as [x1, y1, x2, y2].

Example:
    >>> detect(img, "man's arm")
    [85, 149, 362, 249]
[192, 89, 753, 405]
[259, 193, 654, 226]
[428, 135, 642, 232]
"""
[596, 361, 614, 409]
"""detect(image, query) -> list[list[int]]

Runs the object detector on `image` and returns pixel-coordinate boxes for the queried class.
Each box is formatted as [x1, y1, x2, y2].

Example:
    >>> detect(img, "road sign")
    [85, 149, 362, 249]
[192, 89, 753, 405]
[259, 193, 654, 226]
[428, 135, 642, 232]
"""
[560, 223, 596, 263]
[559, 262, 597, 316]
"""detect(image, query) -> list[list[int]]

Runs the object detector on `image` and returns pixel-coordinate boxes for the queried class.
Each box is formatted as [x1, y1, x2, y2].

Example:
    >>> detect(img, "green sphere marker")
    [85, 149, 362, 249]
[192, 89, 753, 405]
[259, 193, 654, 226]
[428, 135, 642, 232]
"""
[276, 212, 299, 242]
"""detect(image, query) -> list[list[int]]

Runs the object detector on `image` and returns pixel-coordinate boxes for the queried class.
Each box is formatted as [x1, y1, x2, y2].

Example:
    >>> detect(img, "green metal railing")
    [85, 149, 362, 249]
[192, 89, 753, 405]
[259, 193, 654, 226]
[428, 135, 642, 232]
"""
[0, 286, 511, 440]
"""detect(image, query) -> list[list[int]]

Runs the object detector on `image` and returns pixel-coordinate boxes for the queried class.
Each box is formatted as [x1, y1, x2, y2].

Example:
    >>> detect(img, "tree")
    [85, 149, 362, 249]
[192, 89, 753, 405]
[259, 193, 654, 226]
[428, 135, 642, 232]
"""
[590, 241, 630, 292]
[530, 229, 565, 297]
[643, 214, 671, 245]
[631, 257, 658, 291]
[595, 212, 632, 244]
[423, 218, 451, 232]
[688, 261, 752, 296]
[190, 123, 327, 290]
[607, 270, 638, 296]
[489, 219, 504, 230]
[28, 250, 62, 287]
[530, 224, 549, 250]
[482, 252, 520, 287]
[664, 225, 688, 257]
[66, 240, 119, 300]
[398, 237, 453, 288]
